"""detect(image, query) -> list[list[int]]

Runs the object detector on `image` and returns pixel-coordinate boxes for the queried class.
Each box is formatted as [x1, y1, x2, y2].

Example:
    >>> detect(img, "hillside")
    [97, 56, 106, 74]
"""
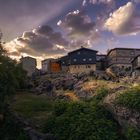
[4, 73, 140, 140]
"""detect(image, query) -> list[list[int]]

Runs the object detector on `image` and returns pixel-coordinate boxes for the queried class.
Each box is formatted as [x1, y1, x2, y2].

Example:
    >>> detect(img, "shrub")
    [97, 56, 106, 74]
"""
[125, 127, 140, 140]
[0, 112, 28, 140]
[53, 101, 69, 116]
[95, 87, 109, 101]
[116, 86, 140, 111]
[43, 101, 120, 140]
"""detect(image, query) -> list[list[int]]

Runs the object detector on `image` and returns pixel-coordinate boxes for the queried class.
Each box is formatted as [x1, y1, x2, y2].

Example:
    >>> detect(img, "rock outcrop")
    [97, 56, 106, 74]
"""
[103, 87, 140, 130]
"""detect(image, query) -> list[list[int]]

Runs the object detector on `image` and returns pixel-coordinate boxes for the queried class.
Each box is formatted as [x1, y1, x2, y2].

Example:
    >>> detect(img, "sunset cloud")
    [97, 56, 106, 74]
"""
[4, 25, 69, 59]
[104, 2, 140, 35]
[58, 10, 100, 47]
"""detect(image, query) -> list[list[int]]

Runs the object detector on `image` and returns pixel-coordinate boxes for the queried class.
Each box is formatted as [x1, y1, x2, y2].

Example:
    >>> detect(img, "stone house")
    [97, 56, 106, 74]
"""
[20, 56, 37, 76]
[41, 47, 140, 75]
[60, 47, 97, 74]
[132, 55, 140, 77]
[107, 48, 140, 76]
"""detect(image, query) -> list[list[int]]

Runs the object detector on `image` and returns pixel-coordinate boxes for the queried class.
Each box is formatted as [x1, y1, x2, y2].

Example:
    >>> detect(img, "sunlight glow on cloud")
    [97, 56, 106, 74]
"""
[104, 2, 140, 35]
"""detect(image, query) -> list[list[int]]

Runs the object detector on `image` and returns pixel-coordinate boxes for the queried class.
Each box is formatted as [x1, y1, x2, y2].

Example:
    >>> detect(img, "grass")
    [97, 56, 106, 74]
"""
[65, 92, 79, 101]
[116, 86, 140, 112]
[83, 79, 124, 92]
[10, 93, 54, 129]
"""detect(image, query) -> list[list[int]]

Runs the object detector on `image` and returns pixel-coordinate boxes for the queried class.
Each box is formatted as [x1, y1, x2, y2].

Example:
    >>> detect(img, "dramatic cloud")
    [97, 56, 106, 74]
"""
[0, 0, 74, 41]
[82, 0, 116, 30]
[4, 25, 69, 59]
[104, 2, 140, 35]
[58, 10, 100, 47]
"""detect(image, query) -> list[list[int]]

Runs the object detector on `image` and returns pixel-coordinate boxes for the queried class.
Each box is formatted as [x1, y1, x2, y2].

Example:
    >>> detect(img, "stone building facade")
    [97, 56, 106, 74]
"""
[132, 55, 140, 77]
[107, 48, 140, 76]
[20, 56, 37, 76]
[60, 47, 97, 74]
[41, 47, 140, 76]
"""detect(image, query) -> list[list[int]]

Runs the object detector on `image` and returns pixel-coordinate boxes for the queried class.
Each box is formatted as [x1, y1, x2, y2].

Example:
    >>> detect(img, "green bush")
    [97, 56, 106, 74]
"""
[116, 86, 140, 111]
[125, 127, 140, 140]
[86, 87, 109, 106]
[95, 87, 109, 101]
[53, 101, 69, 116]
[0, 45, 27, 113]
[0, 112, 28, 140]
[43, 101, 120, 140]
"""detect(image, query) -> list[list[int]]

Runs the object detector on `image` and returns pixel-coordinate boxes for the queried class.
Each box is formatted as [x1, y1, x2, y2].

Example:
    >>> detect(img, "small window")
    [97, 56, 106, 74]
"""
[86, 65, 91, 68]
[73, 59, 77, 62]
[77, 52, 80, 55]
[89, 58, 92, 61]
[83, 58, 86, 61]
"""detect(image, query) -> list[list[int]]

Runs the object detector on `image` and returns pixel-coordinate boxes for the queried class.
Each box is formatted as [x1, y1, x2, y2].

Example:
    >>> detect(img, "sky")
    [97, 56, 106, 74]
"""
[0, 0, 140, 68]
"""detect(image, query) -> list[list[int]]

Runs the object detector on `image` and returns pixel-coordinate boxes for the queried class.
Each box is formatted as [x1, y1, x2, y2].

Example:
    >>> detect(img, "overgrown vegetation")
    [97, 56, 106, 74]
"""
[10, 93, 55, 130]
[115, 86, 140, 139]
[0, 35, 28, 140]
[43, 102, 120, 140]
[10, 87, 126, 140]
[94, 87, 109, 101]
[12, 94, 53, 118]
[125, 127, 140, 140]
[116, 86, 140, 112]
[0, 112, 28, 140]
[0, 44, 27, 113]
[42, 98, 122, 140]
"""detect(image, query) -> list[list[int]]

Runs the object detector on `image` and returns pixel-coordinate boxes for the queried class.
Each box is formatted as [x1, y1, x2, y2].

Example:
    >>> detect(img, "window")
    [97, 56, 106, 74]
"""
[77, 52, 80, 55]
[86, 65, 91, 68]
[73, 59, 77, 62]
[83, 58, 86, 61]
[89, 58, 92, 61]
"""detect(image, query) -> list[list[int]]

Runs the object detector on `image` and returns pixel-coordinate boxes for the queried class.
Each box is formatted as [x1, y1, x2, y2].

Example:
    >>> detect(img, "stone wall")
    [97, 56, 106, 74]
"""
[69, 64, 96, 74]
[107, 49, 140, 67]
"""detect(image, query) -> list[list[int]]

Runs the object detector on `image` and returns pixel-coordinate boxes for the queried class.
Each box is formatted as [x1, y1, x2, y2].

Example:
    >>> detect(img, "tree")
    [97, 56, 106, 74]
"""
[0, 33, 27, 114]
